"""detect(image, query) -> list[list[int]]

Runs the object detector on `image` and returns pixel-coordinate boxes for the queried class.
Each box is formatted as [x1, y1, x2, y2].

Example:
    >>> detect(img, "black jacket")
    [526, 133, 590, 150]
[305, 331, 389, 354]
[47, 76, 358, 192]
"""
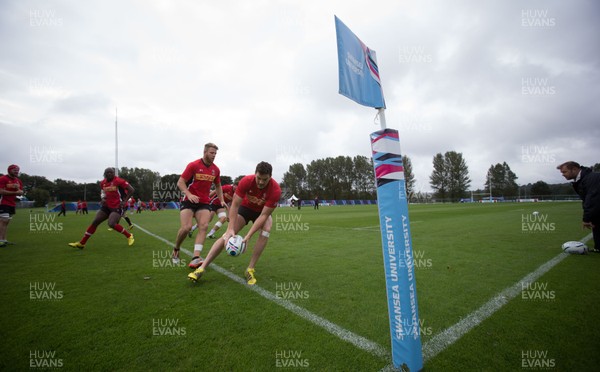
[572, 167, 600, 222]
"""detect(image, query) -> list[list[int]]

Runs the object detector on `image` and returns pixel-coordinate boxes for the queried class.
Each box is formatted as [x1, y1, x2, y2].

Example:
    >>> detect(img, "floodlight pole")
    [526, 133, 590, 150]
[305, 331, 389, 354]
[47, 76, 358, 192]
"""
[115, 107, 119, 176]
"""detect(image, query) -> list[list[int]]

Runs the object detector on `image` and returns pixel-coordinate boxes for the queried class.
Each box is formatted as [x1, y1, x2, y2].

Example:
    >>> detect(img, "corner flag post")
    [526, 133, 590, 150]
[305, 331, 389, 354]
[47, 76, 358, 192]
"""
[335, 16, 423, 371]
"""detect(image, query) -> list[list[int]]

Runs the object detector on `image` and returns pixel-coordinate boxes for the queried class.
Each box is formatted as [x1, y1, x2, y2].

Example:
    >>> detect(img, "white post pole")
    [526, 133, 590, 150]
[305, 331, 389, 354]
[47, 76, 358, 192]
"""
[115, 107, 119, 176]
[377, 108, 387, 130]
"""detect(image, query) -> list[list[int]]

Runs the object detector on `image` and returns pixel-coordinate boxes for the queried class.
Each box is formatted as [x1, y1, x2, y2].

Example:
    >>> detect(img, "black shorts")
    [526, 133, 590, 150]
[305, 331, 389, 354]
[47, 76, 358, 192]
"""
[238, 205, 261, 224]
[180, 200, 211, 213]
[0, 205, 16, 217]
[100, 206, 123, 216]
[209, 202, 225, 213]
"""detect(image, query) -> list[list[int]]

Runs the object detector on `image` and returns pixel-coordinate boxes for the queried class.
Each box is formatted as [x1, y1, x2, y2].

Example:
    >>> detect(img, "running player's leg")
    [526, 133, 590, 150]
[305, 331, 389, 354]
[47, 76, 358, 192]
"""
[247, 215, 273, 270]
[207, 208, 227, 238]
[173, 207, 194, 262]
[188, 213, 247, 282]
[188, 208, 211, 267]
[69, 208, 109, 248]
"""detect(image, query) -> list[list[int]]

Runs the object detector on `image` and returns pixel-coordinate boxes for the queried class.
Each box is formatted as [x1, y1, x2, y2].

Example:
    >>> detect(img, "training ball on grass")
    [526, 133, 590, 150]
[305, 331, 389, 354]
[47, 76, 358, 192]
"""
[226, 235, 246, 256]
[561, 241, 588, 254]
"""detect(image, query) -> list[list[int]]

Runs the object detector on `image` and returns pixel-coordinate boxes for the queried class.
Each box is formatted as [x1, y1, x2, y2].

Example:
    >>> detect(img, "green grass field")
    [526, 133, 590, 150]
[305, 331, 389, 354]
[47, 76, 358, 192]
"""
[1, 202, 599, 371]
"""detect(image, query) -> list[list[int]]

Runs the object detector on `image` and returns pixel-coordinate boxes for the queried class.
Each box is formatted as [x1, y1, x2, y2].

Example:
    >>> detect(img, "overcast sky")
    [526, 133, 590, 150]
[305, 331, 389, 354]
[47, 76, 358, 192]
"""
[1, 0, 598, 193]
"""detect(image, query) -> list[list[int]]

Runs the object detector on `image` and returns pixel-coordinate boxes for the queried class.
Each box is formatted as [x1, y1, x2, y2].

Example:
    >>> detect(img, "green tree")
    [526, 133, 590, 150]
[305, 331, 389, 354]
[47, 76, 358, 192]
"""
[429, 153, 448, 200]
[119, 167, 161, 201]
[306, 159, 327, 198]
[27, 188, 51, 207]
[485, 162, 519, 198]
[220, 175, 233, 186]
[282, 163, 307, 197]
[403, 155, 415, 199]
[353, 155, 375, 199]
[445, 151, 471, 201]
[54, 178, 83, 201]
[430, 152, 471, 201]
[19, 173, 55, 195]
[530, 181, 552, 197]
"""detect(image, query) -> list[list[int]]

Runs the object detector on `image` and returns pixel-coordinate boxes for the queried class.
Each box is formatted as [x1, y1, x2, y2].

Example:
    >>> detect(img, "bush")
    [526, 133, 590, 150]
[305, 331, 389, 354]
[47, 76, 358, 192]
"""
[27, 188, 51, 208]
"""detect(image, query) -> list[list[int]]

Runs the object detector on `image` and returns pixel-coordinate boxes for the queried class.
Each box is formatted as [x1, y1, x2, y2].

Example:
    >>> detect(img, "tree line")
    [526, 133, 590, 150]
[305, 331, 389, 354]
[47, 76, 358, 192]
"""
[15, 167, 235, 208]
[8, 155, 595, 207]
[282, 152, 594, 202]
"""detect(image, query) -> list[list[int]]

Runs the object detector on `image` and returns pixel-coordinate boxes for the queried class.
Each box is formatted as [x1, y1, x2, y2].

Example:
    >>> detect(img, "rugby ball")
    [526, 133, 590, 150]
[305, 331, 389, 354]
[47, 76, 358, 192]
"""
[561, 241, 588, 254]
[226, 235, 246, 257]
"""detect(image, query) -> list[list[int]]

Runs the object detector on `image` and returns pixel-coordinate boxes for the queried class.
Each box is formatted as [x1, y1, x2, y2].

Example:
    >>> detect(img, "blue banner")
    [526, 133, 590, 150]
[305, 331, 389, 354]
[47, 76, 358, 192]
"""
[335, 16, 386, 109]
[371, 129, 423, 371]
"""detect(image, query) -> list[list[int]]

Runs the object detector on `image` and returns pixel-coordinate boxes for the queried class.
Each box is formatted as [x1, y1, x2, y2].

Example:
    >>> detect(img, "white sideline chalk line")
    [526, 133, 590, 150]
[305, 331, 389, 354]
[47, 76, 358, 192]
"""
[421, 233, 594, 362]
[133, 223, 390, 359]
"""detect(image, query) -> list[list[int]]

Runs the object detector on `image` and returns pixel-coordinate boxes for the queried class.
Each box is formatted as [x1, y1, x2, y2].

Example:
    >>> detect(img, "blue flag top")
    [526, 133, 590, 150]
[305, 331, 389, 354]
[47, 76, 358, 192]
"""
[335, 16, 386, 109]
[371, 129, 423, 371]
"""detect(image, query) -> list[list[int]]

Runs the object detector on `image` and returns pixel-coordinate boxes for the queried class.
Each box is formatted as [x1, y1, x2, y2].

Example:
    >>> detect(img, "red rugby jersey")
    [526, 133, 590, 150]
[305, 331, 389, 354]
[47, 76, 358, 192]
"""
[236, 175, 281, 213]
[180, 159, 221, 204]
[0, 175, 23, 207]
[100, 177, 130, 209]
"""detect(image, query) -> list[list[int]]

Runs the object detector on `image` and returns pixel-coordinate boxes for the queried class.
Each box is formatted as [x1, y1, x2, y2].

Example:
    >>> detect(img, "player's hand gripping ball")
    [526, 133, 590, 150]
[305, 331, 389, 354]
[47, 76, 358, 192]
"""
[226, 235, 246, 256]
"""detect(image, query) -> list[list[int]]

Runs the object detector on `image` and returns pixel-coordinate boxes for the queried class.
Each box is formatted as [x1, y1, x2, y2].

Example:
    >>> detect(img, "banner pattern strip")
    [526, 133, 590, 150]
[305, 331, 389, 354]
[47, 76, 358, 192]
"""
[371, 128, 423, 371]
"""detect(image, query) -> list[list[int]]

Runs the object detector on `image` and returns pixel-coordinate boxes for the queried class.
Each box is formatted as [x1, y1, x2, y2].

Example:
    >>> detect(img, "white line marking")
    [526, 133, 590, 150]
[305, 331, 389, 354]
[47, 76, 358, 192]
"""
[133, 223, 390, 359]
[421, 233, 593, 362]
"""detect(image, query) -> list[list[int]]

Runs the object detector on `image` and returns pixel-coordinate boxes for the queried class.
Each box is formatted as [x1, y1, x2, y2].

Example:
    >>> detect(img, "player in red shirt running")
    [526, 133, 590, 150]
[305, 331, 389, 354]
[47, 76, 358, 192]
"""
[188, 183, 236, 238]
[0, 164, 24, 247]
[206, 183, 236, 238]
[68, 167, 135, 249]
[188, 161, 281, 285]
[172, 143, 226, 267]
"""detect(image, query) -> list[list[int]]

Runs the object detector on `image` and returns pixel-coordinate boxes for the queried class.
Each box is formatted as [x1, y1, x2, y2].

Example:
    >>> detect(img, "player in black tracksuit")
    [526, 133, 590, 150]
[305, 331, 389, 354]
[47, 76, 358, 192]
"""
[557, 162, 600, 251]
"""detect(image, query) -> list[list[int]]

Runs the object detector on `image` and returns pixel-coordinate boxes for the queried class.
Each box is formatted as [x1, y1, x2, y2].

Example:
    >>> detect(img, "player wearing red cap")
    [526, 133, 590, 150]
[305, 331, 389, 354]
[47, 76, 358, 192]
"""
[0, 165, 24, 247]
